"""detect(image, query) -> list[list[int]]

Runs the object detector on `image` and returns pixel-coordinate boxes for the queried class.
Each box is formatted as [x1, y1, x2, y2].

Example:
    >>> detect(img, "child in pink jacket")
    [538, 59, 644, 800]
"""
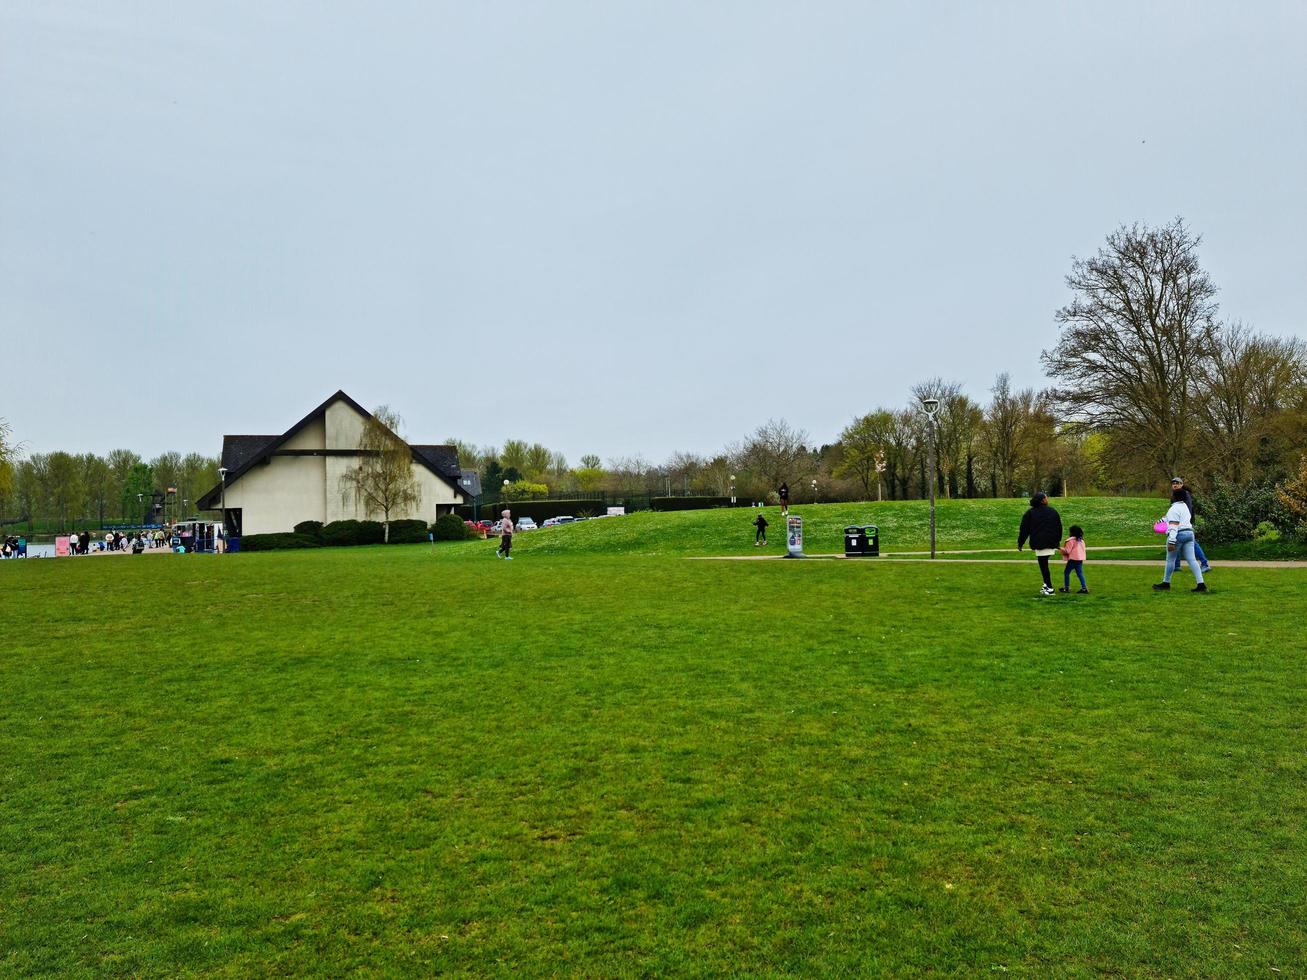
[1059, 525, 1088, 594]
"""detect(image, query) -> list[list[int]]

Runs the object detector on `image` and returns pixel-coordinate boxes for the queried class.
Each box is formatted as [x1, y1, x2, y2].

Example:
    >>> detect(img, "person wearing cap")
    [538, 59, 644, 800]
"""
[1169, 477, 1210, 573]
[1154, 487, 1207, 592]
[1017, 490, 1063, 596]
[495, 509, 514, 560]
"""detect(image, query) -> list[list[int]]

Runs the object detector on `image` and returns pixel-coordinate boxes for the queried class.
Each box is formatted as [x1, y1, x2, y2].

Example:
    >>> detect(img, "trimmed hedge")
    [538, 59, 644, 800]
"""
[322, 519, 386, 547]
[431, 513, 470, 541]
[241, 532, 322, 551]
[386, 519, 429, 544]
[293, 520, 324, 542]
[650, 496, 737, 512]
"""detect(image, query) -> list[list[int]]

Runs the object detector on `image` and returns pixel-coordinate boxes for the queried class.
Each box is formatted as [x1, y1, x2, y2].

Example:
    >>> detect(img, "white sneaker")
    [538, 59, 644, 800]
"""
[1040, 585, 1055, 596]
[505, 556, 513, 561]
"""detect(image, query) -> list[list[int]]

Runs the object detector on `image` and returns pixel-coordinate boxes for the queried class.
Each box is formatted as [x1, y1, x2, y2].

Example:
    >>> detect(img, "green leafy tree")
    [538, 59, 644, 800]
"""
[121, 463, 155, 523]
[834, 411, 895, 501]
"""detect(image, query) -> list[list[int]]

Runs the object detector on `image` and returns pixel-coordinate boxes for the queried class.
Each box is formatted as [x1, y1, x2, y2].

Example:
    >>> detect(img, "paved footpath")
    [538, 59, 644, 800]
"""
[690, 550, 1307, 569]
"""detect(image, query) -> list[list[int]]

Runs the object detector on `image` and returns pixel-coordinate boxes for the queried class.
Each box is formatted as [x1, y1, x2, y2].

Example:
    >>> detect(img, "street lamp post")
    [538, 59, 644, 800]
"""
[729, 474, 736, 506]
[218, 466, 228, 550]
[874, 450, 886, 502]
[921, 397, 940, 559]
[811, 477, 818, 502]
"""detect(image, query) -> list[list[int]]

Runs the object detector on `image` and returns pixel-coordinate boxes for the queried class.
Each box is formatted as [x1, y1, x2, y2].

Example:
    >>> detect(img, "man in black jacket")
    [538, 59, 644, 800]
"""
[1170, 477, 1211, 572]
[1017, 490, 1064, 596]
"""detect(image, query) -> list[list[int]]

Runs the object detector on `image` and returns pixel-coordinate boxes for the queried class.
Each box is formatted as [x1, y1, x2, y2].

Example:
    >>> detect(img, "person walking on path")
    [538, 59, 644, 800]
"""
[495, 510, 515, 560]
[1170, 477, 1211, 573]
[1017, 491, 1063, 596]
[1059, 525, 1089, 594]
[753, 513, 769, 546]
[778, 483, 789, 515]
[1154, 489, 1207, 592]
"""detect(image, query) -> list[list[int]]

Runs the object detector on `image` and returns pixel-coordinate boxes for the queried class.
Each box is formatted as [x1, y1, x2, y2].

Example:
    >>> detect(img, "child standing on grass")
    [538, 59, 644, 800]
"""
[1059, 525, 1088, 594]
[753, 513, 768, 546]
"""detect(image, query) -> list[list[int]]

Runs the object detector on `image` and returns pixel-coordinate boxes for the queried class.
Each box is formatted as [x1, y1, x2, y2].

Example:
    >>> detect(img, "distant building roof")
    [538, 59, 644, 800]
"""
[457, 469, 482, 498]
[198, 391, 464, 510]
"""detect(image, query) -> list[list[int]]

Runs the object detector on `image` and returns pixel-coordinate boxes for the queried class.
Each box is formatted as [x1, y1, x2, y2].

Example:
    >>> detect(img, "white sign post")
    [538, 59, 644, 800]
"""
[785, 515, 805, 558]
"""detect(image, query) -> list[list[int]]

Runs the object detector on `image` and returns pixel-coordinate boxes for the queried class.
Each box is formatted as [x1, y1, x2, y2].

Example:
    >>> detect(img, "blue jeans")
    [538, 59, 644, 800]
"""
[1164, 530, 1204, 584]
[1063, 560, 1086, 590]
[1170, 536, 1208, 571]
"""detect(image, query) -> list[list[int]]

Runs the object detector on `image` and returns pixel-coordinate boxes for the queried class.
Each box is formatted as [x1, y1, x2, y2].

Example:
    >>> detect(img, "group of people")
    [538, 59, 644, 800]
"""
[1018, 476, 1211, 596]
[62, 529, 169, 555]
[1, 534, 28, 558]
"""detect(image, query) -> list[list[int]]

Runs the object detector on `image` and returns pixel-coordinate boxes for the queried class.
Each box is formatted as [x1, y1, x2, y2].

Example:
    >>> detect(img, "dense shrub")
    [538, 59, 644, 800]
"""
[321, 519, 384, 546]
[1276, 458, 1307, 541]
[1195, 478, 1292, 545]
[240, 532, 321, 551]
[293, 520, 324, 542]
[322, 520, 363, 546]
[651, 496, 736, 512]
[431, 513, 470, 541]
[386, 519, 429, 544]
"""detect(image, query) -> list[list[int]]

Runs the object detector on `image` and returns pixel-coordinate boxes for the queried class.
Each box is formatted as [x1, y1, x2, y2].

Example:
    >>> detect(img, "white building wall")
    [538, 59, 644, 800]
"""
[224, 397, 463, 535]
[222, 456, 327, 535]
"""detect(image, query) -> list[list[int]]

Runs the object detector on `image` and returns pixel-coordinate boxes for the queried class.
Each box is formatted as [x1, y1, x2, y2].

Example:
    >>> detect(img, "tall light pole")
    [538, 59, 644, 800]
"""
[729, 473, 736, 506]
[811, 477, 818, 502]
[874, 450, 886, 502]
[921, 397, 939, 559]
[218, 466, 228, 547]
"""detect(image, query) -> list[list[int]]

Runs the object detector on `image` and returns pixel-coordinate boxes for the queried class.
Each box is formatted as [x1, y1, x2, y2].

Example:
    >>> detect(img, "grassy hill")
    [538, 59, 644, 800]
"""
[503, 496, 1165, 558]
[5, 499, 1304, 974]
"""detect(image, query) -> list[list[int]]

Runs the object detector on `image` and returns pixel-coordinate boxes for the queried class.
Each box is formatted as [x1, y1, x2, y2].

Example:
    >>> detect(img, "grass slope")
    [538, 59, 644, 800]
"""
[510, 496, 1165, 558]
[3, 505, 1305, 975]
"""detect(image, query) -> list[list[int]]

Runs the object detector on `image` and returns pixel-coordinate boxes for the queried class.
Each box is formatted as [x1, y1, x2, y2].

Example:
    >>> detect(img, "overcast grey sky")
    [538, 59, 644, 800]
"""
[3, 1, 1304, 463]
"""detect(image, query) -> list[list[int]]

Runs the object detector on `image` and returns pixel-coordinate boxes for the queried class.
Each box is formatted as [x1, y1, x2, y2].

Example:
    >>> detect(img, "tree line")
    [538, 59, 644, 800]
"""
[453, 220, 1304, 507]
[0, 441, 220, 528]
[3, 219, 1303, 525]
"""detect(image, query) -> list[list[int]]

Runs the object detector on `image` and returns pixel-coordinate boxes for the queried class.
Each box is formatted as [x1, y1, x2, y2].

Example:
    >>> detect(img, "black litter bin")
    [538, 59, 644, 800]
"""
[844, 525, 869, 557]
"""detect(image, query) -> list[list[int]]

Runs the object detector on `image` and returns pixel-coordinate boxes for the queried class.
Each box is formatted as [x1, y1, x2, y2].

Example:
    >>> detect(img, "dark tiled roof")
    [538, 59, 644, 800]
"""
[199, 393, 467, 510]
[411, 445, 462, 482]
[221, 435, 277, 472]
[458, 468, 482, 498]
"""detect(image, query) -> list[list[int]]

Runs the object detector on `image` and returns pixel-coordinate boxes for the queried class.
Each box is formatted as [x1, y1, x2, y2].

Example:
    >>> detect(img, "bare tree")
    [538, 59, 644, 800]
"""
[339, 405, 421, 543]
[1042, 218, 1220, 481]
[1194, 325, 1306, 482]
[910, 379, 965, 498]
[982, 374, 1024, 497]
[738, 418, 810, 496]
[0, 418, 19, 501]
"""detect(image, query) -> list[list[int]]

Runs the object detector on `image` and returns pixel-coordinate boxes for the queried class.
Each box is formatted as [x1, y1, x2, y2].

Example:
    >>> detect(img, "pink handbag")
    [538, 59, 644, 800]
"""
[1153, 520, 1168, 534]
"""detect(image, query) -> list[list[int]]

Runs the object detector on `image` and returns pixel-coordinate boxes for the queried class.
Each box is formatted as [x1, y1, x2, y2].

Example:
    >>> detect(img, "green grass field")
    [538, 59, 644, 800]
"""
[3, 499, 1304, 976]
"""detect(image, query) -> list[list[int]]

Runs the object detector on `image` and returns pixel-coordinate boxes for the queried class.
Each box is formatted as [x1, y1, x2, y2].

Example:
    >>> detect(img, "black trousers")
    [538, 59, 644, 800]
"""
[499, 534, 512, 555]
[1037, 555, 1052, 588]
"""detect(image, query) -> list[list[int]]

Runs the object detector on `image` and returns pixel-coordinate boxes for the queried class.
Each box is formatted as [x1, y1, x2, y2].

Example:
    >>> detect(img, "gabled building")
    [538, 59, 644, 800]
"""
[197, 391, 465, 536]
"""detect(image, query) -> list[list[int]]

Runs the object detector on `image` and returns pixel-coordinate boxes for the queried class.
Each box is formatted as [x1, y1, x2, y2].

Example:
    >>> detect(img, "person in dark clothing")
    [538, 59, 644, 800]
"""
[778, 483, 789, 515]
[753, 513, 769, 546]
[1170, 477, 1210, 572]
[1017, 490, 1064, 596]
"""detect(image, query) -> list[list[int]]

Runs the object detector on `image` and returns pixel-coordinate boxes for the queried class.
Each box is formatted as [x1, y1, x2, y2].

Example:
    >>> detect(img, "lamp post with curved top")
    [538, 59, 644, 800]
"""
[921, 397, 940, 559]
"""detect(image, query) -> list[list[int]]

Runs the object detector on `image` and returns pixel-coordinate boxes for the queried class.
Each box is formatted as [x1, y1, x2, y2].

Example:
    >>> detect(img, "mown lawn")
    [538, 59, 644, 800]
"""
[2, 514, 1305, 975]
[510, 496, 1164, 558]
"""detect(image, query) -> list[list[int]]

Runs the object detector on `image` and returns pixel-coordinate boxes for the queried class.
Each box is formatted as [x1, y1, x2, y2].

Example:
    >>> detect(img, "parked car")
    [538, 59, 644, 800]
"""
[541, 516, 575, 528]
[515, 517, 538, 532]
